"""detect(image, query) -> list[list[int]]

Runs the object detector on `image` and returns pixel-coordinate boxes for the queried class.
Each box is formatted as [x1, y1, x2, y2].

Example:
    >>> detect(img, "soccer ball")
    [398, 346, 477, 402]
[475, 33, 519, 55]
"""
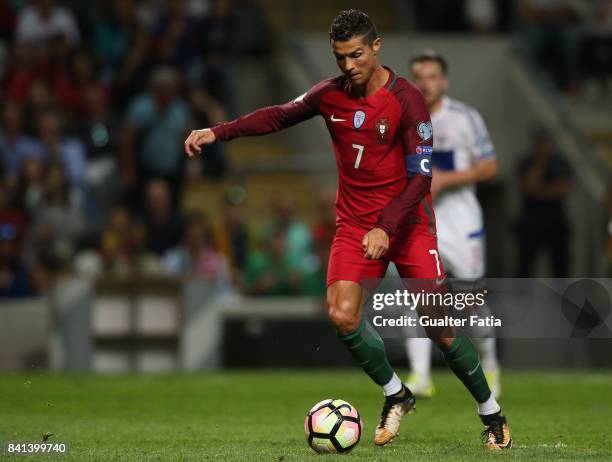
[304, 399, 362, 453]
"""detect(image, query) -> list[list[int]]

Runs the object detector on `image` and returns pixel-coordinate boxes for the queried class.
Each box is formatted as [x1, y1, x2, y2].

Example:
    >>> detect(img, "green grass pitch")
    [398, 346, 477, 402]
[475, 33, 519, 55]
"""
[1, 370, 611, 461]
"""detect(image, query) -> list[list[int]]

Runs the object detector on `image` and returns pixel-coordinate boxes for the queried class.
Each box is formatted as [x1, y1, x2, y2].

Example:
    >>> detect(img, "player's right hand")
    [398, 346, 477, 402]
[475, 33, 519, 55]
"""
[362, 227, 389, 260]
[184, 128, 216, 157]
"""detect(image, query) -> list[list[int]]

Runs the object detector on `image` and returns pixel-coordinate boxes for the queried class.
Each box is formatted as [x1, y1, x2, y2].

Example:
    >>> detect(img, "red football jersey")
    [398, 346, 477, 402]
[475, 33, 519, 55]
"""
[211, 67, 435, 236]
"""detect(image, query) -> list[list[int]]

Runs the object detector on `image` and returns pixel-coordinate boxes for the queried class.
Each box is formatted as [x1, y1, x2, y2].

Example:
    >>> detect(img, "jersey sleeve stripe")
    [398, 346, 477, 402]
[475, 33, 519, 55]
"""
[467, 228, 485, 239]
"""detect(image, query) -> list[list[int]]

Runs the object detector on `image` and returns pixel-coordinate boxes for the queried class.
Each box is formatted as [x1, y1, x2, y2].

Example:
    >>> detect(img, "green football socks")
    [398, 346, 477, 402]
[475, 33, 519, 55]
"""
[339, 317, 395, 387]
[440, 331, 492, 403]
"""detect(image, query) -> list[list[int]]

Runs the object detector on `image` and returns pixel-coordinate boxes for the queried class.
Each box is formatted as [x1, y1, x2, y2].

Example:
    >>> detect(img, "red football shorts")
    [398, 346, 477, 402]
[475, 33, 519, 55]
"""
[326, 224, 446, 287]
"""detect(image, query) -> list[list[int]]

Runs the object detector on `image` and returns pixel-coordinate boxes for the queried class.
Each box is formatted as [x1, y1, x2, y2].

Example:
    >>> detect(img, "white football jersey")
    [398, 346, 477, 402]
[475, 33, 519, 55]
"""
[431, 96, 495, 278]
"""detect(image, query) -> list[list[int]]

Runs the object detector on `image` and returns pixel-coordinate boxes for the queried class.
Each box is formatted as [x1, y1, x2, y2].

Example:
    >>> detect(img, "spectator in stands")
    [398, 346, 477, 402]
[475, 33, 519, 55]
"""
[199, 0, 235, 60]
[241, 229, 303, 296]
[33, 162, 84, 240]
[305, 188, 336, 296]
[78, 85, 121, 223]
[22, 81, 55, 135]
[106, 218, 162, 277]
[163, 212, 233, 292]
[232, 0, 272, 57]
[36, 110, 86, 187]
[72, 234, 104, 279]
[16, 156, 46, 219]
[114, 27, 154, 111]
[53, 49, 109, 117]
[44, 34, 79, 113]
[0, 182, 25, 246]
[198, 0, 239, 114]
[3, 42, 39, 104]
[153, 0, 201, 69]
[100, 205, 131, 270]
[141, 178, 183, 256]
[93, 0, 138, 85]
[214, 189, 249, 275]
[0, 212, 36, 297]
[14, 0, 81, 46]
[311, 188, 336, 254]
[515, 129, 575, 277]
[78, 86, 117, 162]
[264, 195, 313, 272]
[519, 0, 581, 90]
[0, 101, 43, 176]
[581, 0, 612, 95]
[120, 66, 191, 202]
[27, 162, 85, 285]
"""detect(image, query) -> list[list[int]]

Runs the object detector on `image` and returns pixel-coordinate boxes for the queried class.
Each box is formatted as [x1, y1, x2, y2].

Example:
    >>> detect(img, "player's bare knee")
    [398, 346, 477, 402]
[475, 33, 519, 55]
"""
[327, 298, 360, 334]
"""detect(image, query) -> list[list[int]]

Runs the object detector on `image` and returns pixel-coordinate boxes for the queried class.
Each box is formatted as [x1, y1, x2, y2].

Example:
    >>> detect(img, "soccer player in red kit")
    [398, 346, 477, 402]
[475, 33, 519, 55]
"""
[185, 9, 511, 450]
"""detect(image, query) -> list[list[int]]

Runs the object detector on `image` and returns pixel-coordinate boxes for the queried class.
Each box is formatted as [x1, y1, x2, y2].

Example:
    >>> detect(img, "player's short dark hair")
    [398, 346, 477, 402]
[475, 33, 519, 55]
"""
[409, 50, 448, 75]
[329, 9, 378, 45]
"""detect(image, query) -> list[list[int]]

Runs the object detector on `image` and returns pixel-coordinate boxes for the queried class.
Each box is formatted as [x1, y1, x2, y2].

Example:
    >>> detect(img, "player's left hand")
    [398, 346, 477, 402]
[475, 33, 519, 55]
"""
[362, 227, 389, 260]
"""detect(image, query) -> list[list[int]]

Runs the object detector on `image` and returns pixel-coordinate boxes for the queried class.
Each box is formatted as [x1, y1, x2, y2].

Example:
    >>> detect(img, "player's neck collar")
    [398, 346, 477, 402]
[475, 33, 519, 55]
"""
[383, 66, 398, 91]
[347, 66, 397, 99]
[382, 66, 397, 91]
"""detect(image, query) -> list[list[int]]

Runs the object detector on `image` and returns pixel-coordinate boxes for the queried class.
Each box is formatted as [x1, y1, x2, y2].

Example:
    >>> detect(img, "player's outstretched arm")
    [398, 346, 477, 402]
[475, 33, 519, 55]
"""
[184, 80, 329, 155]
[184, 128, 216, 157]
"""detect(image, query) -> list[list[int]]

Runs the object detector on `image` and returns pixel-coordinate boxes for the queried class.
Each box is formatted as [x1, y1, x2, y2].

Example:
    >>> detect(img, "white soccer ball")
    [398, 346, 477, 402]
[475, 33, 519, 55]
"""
[304, 399, 363, 453]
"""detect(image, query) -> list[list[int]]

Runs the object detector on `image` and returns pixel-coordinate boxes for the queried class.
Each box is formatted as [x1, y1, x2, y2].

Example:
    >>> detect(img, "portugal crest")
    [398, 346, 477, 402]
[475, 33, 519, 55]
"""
[375, 118, 390, 143]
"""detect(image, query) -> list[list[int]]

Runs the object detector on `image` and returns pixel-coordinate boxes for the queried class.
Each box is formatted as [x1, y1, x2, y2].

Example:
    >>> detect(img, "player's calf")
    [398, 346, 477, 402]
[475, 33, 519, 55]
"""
[330, 281, 405, 410]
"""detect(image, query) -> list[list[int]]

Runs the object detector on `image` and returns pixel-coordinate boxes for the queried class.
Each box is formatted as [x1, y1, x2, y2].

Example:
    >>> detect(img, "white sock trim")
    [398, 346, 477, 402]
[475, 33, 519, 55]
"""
[382, 373, 403, 396]
[477, 394, 501, 416]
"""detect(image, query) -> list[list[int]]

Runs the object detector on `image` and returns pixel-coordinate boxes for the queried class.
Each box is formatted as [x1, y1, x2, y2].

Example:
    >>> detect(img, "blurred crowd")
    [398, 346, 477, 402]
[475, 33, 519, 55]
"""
[0, 0, 289, 298]
[414, 0, 612, 93]
[519, 0, 612, 92]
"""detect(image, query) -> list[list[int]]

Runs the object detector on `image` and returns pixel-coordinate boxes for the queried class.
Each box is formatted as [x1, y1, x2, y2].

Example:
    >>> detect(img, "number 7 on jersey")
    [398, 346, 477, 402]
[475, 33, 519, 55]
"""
[352, 144, 365, 169]
[429, 249, 442, 277]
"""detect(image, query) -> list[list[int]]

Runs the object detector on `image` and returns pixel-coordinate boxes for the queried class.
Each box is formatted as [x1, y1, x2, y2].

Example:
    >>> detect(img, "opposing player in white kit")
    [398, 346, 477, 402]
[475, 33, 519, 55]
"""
[405, 51, 501, 398]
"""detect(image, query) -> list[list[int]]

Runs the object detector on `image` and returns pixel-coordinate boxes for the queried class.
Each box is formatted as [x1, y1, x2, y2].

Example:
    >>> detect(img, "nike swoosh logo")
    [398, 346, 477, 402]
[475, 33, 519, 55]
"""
[467, 361, 481, 376]
[330, 115, 346, 122]
[435, 277, 447, 286]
